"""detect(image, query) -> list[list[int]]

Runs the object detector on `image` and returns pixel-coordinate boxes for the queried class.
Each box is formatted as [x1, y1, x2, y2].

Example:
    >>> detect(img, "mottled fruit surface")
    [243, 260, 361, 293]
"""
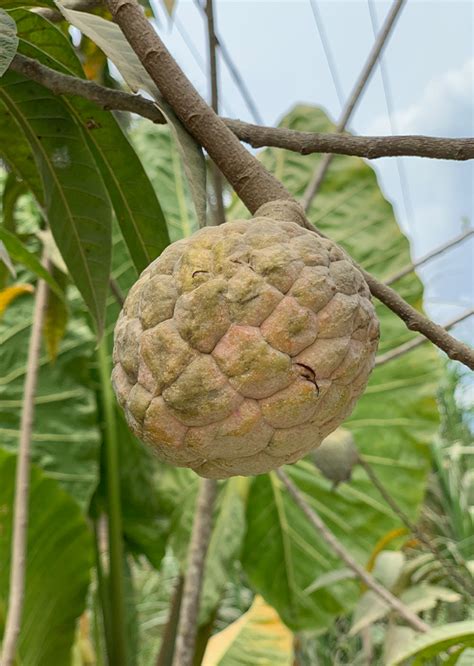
[112, 216, 379, 478]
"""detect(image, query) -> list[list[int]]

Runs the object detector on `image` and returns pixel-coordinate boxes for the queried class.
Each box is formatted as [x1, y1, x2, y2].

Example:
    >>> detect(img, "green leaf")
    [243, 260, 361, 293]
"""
[0, 102, 44, 204]
[0, 290, 101, 509]
[0, 447, 93, 665]
[388, 621, 474, 665]
[240, 105, 441, 632]
[0, 227, 64, 298]
[0, 9, 17, 77]
[57, 4, 207, 227]
[0, 70, 112, 333]
[130, 121, 200, 241]
[13, 7, 170, 272]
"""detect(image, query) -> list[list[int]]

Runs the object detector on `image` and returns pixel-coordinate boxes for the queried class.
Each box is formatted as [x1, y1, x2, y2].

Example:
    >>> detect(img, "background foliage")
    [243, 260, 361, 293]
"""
[0, 4, 472, 666]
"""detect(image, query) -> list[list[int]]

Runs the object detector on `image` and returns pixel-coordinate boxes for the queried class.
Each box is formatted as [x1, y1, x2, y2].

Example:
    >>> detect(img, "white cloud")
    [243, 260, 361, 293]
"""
[366, 58, 474, 136]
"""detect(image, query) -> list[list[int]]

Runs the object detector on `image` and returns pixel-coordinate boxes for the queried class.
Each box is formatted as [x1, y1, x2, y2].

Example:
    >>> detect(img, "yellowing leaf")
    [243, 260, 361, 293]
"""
[0, 283, 33, 317]
[42, 268, 68, 362]
[162, 0, 176, 17]
[202, 596, 293, 666]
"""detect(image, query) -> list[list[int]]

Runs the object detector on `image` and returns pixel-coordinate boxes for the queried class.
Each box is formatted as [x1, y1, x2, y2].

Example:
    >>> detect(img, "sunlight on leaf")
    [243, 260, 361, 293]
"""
[202, 596, 293, 666]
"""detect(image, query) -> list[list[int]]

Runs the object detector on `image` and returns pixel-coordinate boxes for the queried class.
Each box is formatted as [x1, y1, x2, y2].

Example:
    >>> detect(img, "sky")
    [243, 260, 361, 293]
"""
[150, 0, 474, 352]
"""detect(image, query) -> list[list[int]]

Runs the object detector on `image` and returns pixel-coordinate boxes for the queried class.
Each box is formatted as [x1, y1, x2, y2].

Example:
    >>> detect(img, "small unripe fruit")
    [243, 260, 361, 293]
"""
[311, 428, 359, 487]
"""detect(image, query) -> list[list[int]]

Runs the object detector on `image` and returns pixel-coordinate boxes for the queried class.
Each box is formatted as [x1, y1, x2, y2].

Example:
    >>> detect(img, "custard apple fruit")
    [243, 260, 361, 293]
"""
[112, 214, 379, 478]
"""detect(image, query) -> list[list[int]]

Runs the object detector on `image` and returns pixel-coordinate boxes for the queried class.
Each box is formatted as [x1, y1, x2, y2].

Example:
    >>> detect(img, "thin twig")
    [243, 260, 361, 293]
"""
[156, 576, 184, 666]
[193, 0, 263, 124]
[367, 0, 415, 238]
[357, 456, 474, 598]
[302, 0, 406, 210]
[275, 469, 430, 634]
[9, 54, 474, 162]
[109, 277, 125, 307]
[204, 0, 226, 226]
[375, 309, 474, 366]
[385, 228, 474, 286]
[366, 272, 474, 368]
[172, 479, 218, 666]
[309, 0, 345, 107]
[1, 266, 49, 666]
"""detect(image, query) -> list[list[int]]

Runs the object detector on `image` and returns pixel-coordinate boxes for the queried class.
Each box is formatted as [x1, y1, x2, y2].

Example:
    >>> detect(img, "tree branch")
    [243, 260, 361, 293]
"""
[172, 479, 218, 666]
[275, 469, 430, 634]
[375, 309, 474, 366]
[363, 275, 474, 368]
[204, 0, 226, 226]
[9, 20, 474, 369]
[385, 228, 474, 285]
[9, 54, 474, 162]
[1, 267, 49, 666]
[106, 0, 290, 214]
[232, 119, 474, 160]
[302, 0, 406, 210]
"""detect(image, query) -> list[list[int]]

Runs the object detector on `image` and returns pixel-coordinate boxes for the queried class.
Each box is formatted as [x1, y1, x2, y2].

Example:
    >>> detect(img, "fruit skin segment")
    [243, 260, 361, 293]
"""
[112, 216, 379, 478]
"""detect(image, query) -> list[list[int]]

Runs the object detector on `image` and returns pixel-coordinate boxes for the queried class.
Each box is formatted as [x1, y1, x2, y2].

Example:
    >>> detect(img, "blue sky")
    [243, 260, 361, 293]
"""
[151, 0, 473, 349]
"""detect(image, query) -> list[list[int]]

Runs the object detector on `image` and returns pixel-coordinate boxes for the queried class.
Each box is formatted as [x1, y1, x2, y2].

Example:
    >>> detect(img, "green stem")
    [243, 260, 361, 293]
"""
[97, 338, 128, 666]
[93, 518, 112, 665]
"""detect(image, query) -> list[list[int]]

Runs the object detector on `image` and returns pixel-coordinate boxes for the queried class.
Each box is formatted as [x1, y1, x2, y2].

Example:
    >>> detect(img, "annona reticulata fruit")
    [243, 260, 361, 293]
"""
[112, 211, 379, 478]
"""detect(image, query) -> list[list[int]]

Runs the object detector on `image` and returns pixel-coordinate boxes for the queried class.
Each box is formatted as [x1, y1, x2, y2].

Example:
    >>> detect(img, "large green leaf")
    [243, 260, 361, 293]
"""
[0, 289, 101, 509]
[130, 121, 200, 242]
[239, 105, 441, 631]
[11, 8, 170, 273]
[0, 100, 44, 204]
[0, 8, 17, 77]
[0, 69, 112, 333]
[0, 447, 93, 665]
[57, 4, 208, 228]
